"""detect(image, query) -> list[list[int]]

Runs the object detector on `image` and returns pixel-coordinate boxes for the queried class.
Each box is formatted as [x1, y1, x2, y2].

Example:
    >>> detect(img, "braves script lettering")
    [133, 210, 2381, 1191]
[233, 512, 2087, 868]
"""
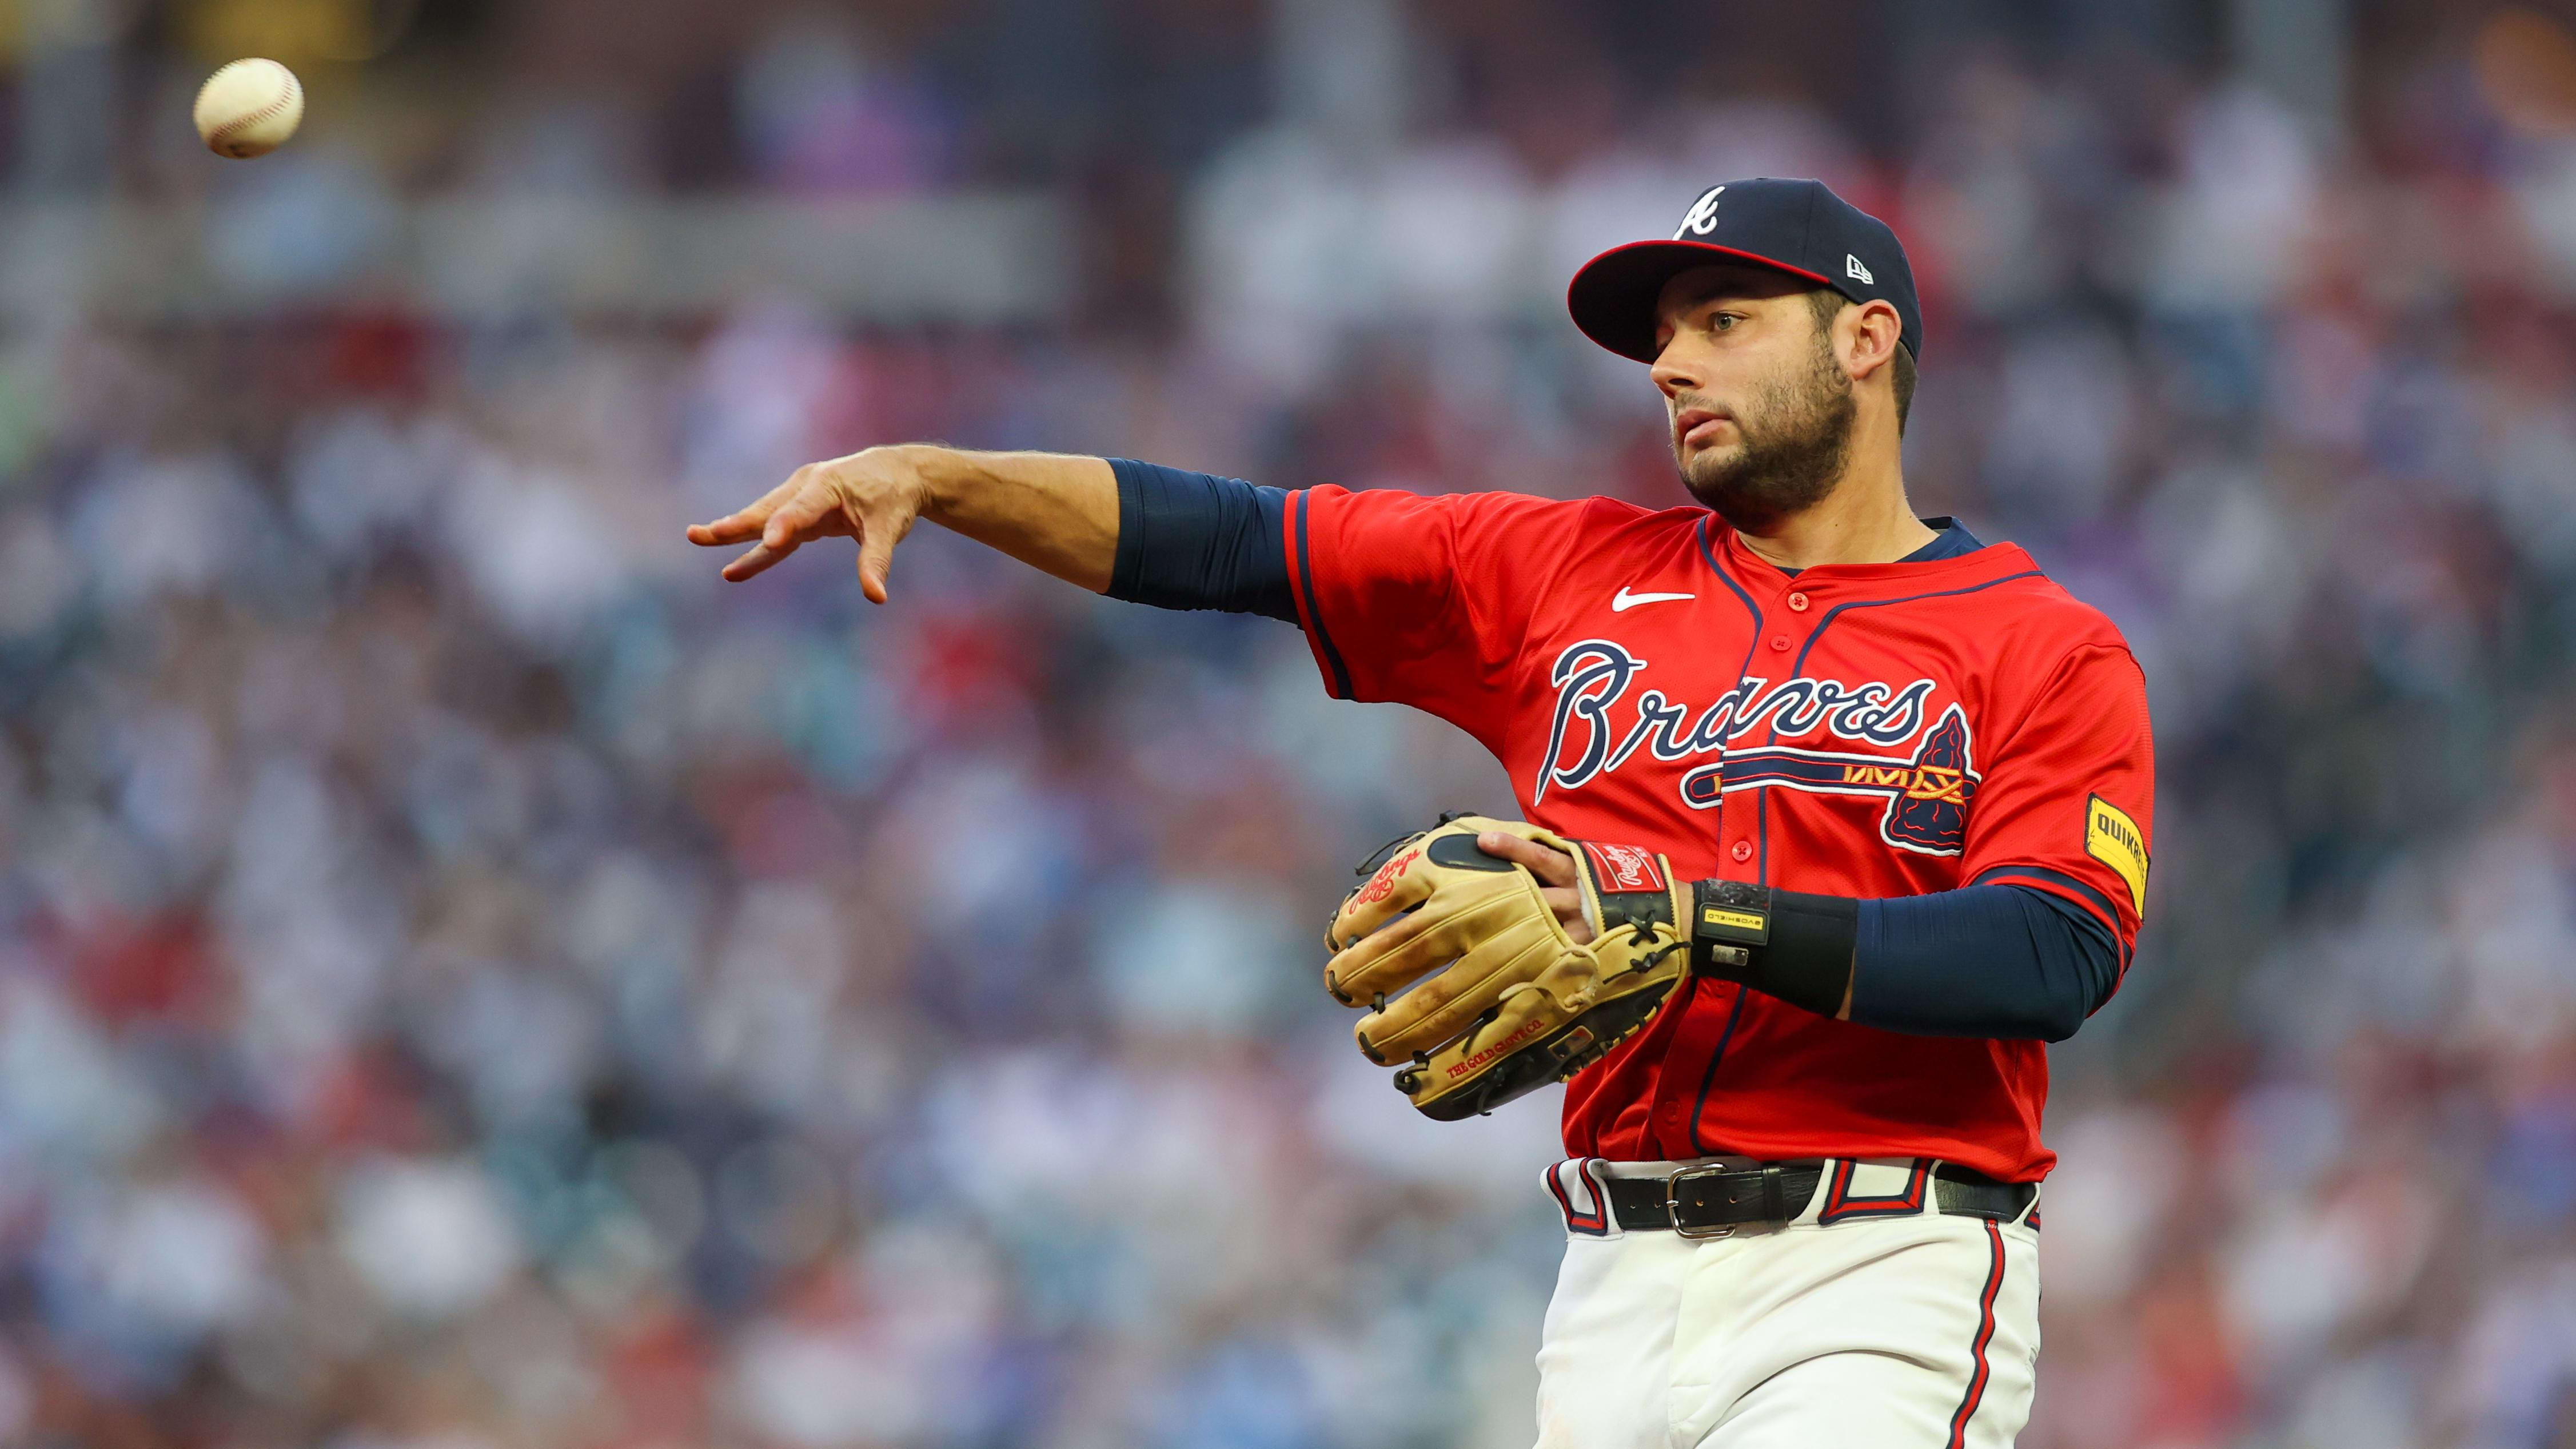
[1536, 639, 1938, 802]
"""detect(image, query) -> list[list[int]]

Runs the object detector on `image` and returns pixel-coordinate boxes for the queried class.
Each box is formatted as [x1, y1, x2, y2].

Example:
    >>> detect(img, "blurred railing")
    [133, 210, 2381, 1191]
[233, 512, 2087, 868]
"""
[1, 191, 1074, 321]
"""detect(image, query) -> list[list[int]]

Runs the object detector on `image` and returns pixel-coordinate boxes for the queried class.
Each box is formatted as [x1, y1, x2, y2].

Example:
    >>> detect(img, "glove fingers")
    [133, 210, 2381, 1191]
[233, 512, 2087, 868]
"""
[1355, 916, 1568, 1064]
[1397, 936, 1692, 1114]
[1326, 873, 1533, 1004]
[1329, 845, 1441, 950]
[1327, 814, 1526, 949]
[1406, 965, 1574, 1093]
[1323, 906, 1434, 1004]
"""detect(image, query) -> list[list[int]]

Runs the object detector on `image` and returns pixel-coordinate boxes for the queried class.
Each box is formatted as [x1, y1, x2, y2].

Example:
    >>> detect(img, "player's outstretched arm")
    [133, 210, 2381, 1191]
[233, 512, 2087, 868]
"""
[686, 445, 1118, 603]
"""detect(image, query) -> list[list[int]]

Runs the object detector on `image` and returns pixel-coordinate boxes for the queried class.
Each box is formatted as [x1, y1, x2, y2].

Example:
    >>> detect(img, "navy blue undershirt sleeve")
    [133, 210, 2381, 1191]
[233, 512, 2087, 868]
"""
[1104, 459, 1297, 623]
[1847, 883, 2119, 1041]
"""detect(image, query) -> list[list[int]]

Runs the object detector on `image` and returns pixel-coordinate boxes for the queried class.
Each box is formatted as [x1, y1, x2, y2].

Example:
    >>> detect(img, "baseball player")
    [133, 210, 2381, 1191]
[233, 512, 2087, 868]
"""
[689, 177, 2152, 1448]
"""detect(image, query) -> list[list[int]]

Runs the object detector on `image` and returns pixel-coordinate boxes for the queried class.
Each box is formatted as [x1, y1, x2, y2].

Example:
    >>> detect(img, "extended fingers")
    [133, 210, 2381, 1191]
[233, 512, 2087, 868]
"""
[759, 479, 848, 551]
[689, 511, 770, 547]
[689, 474, 803, 547]
[721, 541, 792, 582]
[700, 471, 869, 583]
[854, 507, 912, 605]
[688, 516, 755, 546]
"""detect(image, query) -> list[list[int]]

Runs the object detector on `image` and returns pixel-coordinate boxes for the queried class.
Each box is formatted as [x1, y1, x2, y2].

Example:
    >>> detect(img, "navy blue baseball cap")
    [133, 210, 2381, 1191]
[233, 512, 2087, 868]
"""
[1566, 177, 1922, 364]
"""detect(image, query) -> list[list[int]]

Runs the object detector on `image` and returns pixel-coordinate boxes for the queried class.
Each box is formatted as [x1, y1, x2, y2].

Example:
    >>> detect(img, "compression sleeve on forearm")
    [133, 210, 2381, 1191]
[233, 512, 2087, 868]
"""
[1849, 884, 2121, 1041]
[1104, 459, 1297, 622]
[1693, 881, 2118, 1039]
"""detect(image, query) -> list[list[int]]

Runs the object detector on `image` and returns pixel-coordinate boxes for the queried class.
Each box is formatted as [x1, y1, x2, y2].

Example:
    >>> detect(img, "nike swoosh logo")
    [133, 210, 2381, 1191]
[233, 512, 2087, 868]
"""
[1612, 587, 1696, 612]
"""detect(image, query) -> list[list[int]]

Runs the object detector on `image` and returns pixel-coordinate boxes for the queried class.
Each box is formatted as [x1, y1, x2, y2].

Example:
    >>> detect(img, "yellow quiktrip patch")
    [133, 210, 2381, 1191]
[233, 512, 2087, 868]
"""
[2085, 794, 2149, 912]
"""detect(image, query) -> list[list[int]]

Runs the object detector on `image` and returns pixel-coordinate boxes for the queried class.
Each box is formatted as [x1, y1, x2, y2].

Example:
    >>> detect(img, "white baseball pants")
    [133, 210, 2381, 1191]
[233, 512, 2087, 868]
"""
[1533, 1157, 2043, 1449]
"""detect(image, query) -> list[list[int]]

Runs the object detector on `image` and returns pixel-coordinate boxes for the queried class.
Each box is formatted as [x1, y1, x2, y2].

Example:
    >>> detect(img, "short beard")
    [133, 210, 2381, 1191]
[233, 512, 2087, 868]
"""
[1675, 337, 1857, 532]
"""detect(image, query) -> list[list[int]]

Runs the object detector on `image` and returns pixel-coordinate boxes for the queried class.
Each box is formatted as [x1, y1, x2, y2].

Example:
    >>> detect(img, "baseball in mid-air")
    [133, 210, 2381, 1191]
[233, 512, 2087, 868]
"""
[193, 59, 304, 160]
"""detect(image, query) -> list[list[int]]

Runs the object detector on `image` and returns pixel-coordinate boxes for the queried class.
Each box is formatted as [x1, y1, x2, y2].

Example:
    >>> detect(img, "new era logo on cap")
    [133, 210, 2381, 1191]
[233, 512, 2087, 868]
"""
[1566, 177, 1923, 364]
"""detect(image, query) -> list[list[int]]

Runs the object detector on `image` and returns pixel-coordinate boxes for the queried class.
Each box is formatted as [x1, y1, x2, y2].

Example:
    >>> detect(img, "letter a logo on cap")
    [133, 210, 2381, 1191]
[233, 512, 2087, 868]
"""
[1674, 186, 1725, 238]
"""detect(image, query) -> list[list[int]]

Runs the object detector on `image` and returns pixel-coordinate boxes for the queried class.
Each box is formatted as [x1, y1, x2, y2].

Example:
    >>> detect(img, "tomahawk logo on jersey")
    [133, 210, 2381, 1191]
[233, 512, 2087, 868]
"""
[1281, 485, 2154, 1182]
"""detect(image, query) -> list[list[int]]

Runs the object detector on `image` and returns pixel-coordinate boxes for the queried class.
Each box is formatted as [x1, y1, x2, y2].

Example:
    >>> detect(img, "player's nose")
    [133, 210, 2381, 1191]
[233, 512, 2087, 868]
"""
[1649, 348, 1701, 399]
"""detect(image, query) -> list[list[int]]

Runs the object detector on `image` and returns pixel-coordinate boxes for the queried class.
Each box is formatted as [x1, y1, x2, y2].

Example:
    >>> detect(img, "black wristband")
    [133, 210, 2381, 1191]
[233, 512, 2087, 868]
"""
[1690, 880, 1860, 1018]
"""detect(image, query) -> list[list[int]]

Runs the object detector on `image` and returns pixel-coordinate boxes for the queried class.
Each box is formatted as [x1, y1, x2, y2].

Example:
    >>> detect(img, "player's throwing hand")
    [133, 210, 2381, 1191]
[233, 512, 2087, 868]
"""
[687, 446, 930, 599]
[687, 447, 1121, 601]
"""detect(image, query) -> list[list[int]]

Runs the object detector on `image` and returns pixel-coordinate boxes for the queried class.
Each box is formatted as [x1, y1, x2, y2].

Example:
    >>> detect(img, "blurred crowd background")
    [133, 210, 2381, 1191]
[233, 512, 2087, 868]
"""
[6, 0, 2576, 1445]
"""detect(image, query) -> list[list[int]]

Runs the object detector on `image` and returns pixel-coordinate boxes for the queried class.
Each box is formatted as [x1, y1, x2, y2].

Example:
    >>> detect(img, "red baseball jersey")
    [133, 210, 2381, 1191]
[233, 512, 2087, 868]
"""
[1281, 487, 2154, 1182]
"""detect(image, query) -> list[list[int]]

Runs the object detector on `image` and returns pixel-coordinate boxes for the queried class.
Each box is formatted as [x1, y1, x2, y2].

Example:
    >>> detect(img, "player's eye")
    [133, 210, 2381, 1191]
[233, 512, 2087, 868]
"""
[1710, 310, 1741, 331]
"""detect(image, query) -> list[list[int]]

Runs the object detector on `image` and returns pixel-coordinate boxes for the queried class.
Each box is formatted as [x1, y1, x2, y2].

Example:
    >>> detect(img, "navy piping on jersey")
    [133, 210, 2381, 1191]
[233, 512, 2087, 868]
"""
[1693, 515, 1771, 874]
[1291, 492, 1354, 699]
[1758, 789, 1770, 883]
[1685, 981, 1754, 1158]
[1685, 515, 1770, 1156]
[1969, 863, 2126, 944]
[1694, 514, 1768, 625]
[1783, 571, 2045, 682]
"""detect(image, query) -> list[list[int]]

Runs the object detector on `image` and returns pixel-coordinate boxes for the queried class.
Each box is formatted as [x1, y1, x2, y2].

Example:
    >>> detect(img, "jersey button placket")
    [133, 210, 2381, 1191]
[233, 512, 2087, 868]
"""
[1744, 584, 1809, 875]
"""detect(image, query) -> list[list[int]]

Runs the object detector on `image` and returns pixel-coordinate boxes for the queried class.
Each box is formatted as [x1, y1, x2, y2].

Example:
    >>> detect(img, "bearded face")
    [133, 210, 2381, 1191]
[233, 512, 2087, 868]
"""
[1672, 319, 1857, 531]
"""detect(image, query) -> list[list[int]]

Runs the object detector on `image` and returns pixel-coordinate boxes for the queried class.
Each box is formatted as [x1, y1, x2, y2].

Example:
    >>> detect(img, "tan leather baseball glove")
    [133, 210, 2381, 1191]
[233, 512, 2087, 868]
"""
[1324, 814, 1693, 1120]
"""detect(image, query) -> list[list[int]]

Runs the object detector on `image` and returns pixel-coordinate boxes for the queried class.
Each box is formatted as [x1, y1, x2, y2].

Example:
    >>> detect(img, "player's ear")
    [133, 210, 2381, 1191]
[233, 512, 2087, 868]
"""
[1843, 299, 1904, 384]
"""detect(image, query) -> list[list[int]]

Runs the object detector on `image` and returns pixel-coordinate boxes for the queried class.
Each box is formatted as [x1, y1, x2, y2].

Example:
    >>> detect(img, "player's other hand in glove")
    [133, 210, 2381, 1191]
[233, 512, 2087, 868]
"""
[1323, 816, 1692, 1120]
[1471, 830, 1600, 943]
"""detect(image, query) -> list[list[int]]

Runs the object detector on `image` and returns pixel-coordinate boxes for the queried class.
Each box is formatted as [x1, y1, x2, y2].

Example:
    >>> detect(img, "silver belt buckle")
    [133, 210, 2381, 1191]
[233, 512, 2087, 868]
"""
[1665, 1162, 1738, 1240]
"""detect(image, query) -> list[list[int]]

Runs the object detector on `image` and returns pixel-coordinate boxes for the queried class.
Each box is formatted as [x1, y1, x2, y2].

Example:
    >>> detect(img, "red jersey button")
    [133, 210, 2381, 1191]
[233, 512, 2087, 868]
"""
[1770, 636, 1791, 652]
[1787, 591, 1810, 612]
[1730, 841, 1753, 863]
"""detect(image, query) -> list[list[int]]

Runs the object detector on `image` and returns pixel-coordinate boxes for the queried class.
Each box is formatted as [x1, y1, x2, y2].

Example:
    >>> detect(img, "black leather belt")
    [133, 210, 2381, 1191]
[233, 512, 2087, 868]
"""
[1601, 1161, 2035, 1237]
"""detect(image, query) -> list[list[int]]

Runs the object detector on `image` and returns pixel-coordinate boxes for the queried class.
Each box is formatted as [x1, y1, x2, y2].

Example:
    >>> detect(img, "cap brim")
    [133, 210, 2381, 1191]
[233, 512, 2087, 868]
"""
[1565, 240, 1833, 363]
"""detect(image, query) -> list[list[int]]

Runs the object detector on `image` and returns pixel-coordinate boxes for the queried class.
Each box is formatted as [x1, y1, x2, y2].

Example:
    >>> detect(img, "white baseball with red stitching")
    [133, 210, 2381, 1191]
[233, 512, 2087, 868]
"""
[194, 59, 304, 160]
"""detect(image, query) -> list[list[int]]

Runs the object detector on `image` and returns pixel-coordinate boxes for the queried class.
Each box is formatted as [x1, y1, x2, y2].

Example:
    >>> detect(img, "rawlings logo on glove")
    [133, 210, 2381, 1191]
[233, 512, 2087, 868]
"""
[1323, 814, 1693, 1120]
